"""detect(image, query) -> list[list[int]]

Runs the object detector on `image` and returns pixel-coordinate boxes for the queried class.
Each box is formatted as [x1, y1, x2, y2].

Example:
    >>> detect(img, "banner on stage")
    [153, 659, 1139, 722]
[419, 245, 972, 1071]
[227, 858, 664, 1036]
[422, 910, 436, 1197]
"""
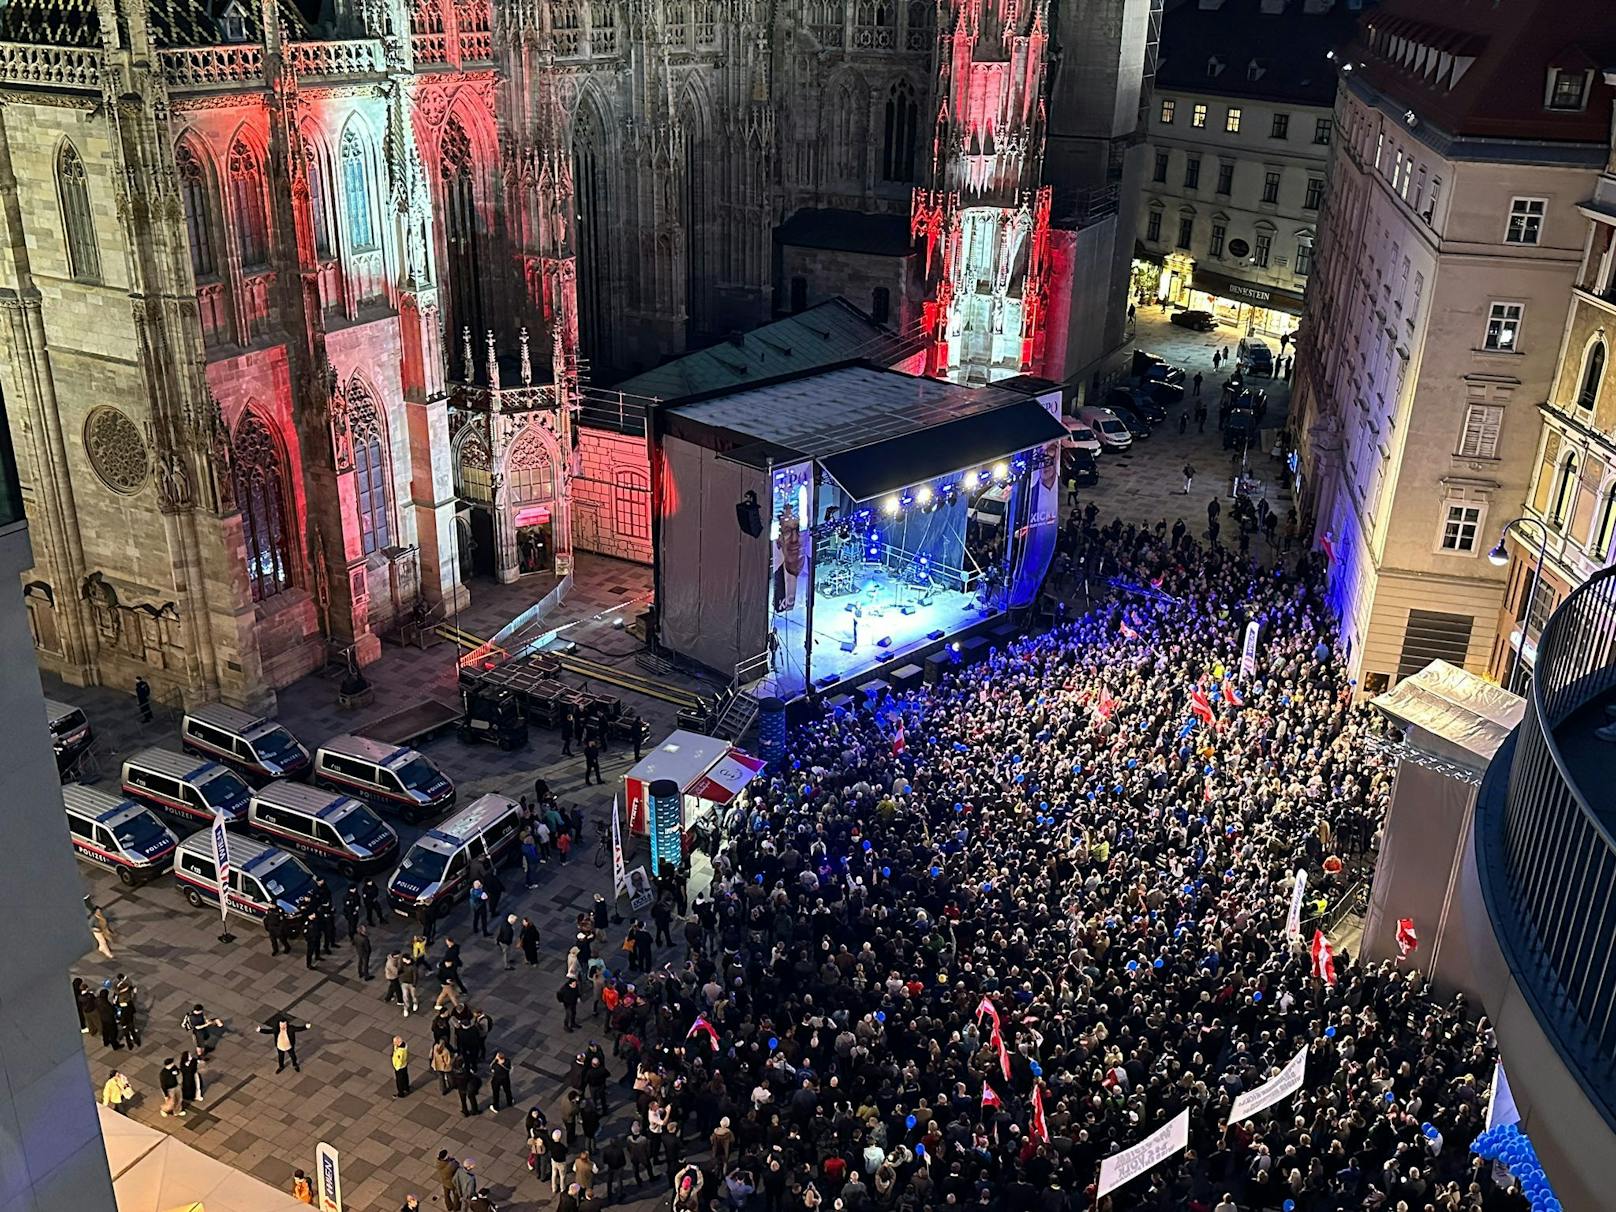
[1240, 619, 1261, 677]
[1230, 1043, 1309, 1124]
[1096, 1108, 1189, 1200]
[1285, 867, 1307, 944]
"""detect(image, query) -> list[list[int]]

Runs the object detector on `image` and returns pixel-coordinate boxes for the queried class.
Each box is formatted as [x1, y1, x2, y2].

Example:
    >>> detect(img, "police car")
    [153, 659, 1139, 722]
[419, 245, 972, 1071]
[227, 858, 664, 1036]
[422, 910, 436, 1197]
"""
[63, 784, 178, 885]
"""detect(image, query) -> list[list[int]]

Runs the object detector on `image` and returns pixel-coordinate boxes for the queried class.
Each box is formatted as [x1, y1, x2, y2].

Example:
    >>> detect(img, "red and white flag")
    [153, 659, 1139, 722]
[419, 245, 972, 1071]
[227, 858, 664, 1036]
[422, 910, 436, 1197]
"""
[1222, 680, 1243, 708]
[996, 1035, 1012, 1082]
[891, 721, 906, 755]
[981, 1083, 1002, 1109]
[1096, 687, 1118, 720]
[1190, 687, 1215, 724]
[1320, 531, 1336, 563]
[1396, 917, 1419, 958]
[686, 1015, 720, 1051]
[1310, 930, 1337, 986]
[1120, 620, 1139, 641]
[976, 995, 1001, 1034]
[1030, 1083, 1049, 1144]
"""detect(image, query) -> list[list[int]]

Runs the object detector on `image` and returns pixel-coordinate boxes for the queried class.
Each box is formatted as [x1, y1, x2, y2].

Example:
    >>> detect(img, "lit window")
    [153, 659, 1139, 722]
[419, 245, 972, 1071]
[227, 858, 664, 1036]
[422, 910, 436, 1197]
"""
[1192, 103, 1207, 128]
[1225, 107, 1242, 133]
[1484, 302, 1522, 352]
[1440, 504, 1481, 553]
[1548, 69, 1588, 111]
[1270, 113, 1289, 139]
[1506, 198, 1546, 246]
[1160, 98, 1175, 124]
[1593, 484, 1616, 560]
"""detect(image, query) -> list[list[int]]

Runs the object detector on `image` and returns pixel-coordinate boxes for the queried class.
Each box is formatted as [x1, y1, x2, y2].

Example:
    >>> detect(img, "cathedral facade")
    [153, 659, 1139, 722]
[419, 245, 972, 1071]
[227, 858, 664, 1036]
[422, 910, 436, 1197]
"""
[0, 0, 1147, 708]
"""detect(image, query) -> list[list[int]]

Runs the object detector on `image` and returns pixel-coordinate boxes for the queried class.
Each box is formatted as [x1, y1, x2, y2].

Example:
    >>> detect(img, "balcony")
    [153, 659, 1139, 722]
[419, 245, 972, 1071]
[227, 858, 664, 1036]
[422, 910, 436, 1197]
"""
[1475, 565, 1616, 1199]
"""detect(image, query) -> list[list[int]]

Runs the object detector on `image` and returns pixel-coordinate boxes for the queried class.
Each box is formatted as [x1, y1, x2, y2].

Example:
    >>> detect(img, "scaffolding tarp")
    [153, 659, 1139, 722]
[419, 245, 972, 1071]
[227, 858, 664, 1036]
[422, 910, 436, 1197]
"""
[1371, 659, 1524, 772]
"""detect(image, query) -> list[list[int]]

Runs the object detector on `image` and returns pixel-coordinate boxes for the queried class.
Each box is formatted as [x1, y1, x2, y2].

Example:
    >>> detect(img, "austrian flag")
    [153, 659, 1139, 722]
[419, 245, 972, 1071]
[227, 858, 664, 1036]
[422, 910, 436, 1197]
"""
[1310, 929, 1337, 986]
[1189, 687, 1215, 725]
[981, 1083, 1002, 1109]
[1222, 680, 1243, 708]
[686, 1015, 720, 1051]
[1396, 917, 1419, 958]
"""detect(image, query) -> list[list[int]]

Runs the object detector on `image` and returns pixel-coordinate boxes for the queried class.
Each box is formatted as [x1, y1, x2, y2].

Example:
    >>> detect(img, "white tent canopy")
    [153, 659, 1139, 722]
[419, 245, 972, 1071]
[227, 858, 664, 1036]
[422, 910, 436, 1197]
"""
[1371, 659, 1524, 773]
[100, 1106, 311, 1212]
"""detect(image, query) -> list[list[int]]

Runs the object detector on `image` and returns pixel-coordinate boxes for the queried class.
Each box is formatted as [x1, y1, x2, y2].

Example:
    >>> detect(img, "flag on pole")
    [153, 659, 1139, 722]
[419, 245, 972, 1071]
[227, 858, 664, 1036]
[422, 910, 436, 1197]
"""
[210, 809, 232, 930]
[981, 1083, 1002, 1109]
[1222, 679, 1243, 708]
[1310, 929, 1337, 986]
[687, 1015, 720, 1051]
[996, 1035, 1012, 1082]
[1320, 531, 1336, 563]
[891, 721, 906, 755]
[1396, 917, 1419, 958]
[975, 995, 1001, 1035]
[1030, 1083, 1049, 1144]
[1096, 687, 1118, 720]
[611, 795, 627, 898]
[1189, 687, 1215, 724]
[1120, 620, 1139, 641]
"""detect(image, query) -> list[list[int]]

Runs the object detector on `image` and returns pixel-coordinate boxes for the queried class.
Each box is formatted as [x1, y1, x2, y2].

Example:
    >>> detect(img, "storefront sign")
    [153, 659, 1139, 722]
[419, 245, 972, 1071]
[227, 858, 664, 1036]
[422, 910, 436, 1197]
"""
[1192, 268, 1305, 315]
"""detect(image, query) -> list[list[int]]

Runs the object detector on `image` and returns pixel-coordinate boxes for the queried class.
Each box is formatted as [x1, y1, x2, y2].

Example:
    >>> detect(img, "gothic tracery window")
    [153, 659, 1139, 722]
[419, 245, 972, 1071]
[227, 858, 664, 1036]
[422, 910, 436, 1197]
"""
[304, 138, 335, 259]
[882, 80, 918, 182]
[228, 139, 270, 269]
[340, 128, 375, 250]
[439, 115, 485, 350]
[176, 142, 218, 278]
[57, 142, 100, 282]
[552, 0, 580, 55]
[232, 412, 295, 601]
[348, 378, 391, 555]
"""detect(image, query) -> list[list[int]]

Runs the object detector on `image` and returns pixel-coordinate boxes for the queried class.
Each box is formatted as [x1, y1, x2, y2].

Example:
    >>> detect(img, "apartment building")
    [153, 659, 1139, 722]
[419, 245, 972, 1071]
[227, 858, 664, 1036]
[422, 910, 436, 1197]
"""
[1291, 0, 1615, 693]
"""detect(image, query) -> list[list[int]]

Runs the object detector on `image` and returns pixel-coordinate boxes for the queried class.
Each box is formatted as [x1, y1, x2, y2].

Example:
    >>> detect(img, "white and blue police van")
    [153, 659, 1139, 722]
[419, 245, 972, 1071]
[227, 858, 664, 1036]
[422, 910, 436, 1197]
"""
[247, 780, 398, 877]
[173, 831, 318, 923]
[63, 783, 178, 885]
[121, 747, 251, 828]
[180, 702, 312, 784]
[386, 794, 522, 917]
[312, 734, 455, 824]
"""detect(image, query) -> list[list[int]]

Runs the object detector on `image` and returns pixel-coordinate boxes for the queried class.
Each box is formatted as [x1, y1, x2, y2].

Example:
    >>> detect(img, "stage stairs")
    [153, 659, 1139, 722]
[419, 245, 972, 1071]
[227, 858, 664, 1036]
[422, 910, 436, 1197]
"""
[712, 687, 760, 742]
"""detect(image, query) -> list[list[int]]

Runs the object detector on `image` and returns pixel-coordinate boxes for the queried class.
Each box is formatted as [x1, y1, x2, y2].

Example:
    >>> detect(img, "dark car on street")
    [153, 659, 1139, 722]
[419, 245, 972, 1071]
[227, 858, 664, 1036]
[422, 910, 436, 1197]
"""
[1108, 401, 1153, 439]
[1064, 448, 1099, 487]
[1170, 308, 1218, 331]
[1141, 379, 1184, 408]
[1223, 410, 1259, 451]
[1105, 386, 1167, 425]
[1131, 349, 1187, 386]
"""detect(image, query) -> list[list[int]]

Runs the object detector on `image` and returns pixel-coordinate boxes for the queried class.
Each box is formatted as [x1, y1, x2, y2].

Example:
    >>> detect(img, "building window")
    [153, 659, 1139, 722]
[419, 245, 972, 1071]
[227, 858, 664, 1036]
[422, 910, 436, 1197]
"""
[1506, 197, 1546, 246]
[1593, 483, 1616, 559]
[442, 115, 486, 350]
[1576, 339, 1604, 408]
[1160, 98, 1175, 124]
[614, 470, 650, 541]
[1153, 150, 1168, 182]
[1374, 131, 1384, 170]
[1254, 231, 1271, 267]
[1215, 162, 1233, 195]
[228, 139, 269, 270]
[1210, 223, 1226, 257]
[176, 142, 217, 279]
[1146, 210, 1162, 243]
[881, 80, 918, 182]
[1304, 177, 1323, 210]
[340, 128, 375, 250]
[1484, 302, 1522, 352]
[1176, 215, 1194, 250]
[56, 142, 100, 283]
[1548, 68, 1589, 111]
[304, 139, 334, 259]
[232, 412, 295, 601]
[1225, 106, 1242, 133]
[1549, 453, 1578, 527]
[348, 379, 391, 556]
[1457, 404, 1503, 460]
[1192, 103, 1207, 128]
[871, 286, 891, 324]
[1440, 503, 1482, 553]
[1261, 171, 1280, 204]
[1294, 239, 1312, 277]
[1313, 117, 1331, 145]
[1270, 113, 1289, 139]
[1518, 575, 1555, 638]
[1184, 157, 1201, 189]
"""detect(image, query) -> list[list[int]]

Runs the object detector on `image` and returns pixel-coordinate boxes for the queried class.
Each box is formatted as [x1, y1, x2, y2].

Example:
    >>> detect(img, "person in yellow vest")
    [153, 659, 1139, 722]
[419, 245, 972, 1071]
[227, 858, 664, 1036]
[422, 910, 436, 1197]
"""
[291, 1168, 314, 1204]
[392, 1035, 412, 1098]
[100, 1068, 133, 1113]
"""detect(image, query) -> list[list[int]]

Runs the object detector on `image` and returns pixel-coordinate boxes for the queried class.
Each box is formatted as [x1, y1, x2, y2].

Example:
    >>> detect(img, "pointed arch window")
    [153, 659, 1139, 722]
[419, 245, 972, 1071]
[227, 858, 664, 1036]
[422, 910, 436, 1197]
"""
[348, 379, 391, 555]
[304, 138, 334, 259]
[341, 129, 376, 251]
[57, 142, 100, 283]
[176, 142, 218, 279]
[1577, 339, 1605, 410]
[228, 139, 269, 269]
[440, 115, 485, 352]
[882, 80, 918, 182]
[232, 412, 294, 601]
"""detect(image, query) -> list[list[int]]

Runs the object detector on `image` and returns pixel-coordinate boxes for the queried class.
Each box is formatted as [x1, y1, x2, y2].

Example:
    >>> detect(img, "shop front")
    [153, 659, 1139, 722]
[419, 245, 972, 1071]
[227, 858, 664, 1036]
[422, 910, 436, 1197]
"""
[1187, 267, 1305, 340]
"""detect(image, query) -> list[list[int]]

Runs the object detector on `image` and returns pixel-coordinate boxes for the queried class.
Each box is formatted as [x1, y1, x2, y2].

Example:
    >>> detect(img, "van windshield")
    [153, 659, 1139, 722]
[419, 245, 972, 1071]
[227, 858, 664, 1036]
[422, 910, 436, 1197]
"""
[260, 860, 314, 904]
[398, 845, 449, 885]
[250, 726, 304, 768]
[50, 710, 87, 737]
[112, 812, 169, 854]
[1101, 420, 1129, 436]
[199, 771, 251, 809]
[394, 757, 443, 791]
[328, 803, 384, 846]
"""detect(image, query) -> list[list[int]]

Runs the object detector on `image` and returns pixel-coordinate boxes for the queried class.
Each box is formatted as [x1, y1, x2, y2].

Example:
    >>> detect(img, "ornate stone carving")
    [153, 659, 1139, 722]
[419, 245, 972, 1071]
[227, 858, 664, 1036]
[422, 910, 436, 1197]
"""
[157, 451, 194, 513]
[84, 406, 150, 495]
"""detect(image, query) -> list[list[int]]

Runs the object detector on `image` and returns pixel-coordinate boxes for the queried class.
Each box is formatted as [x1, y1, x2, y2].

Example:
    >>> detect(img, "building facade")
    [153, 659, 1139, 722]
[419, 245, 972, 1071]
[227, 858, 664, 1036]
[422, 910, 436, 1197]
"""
[1291, 0, 1614, 694]
[1488, 82, 1616, 687]
[1137, 0, 1356, 339]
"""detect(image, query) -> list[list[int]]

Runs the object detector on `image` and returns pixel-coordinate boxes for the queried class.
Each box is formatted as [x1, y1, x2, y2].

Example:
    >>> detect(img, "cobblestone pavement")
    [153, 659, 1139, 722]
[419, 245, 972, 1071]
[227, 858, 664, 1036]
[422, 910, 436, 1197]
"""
[56, 553, 706, 1212]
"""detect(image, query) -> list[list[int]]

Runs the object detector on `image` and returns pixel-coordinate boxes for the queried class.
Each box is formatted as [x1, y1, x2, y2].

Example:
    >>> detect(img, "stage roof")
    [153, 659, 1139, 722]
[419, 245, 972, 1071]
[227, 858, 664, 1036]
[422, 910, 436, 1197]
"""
[665, 364, 1057, 485]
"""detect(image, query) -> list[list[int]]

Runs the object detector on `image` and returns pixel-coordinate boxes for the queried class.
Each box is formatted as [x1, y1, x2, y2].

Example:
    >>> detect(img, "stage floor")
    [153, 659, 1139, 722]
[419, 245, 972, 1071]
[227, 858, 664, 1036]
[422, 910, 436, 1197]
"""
[764, 565, 987, 696]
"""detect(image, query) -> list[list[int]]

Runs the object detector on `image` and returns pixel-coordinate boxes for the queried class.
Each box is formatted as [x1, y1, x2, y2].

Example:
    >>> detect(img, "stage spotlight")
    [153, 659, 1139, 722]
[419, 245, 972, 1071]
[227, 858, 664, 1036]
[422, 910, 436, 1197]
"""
[993, 461, 1009, 481]
[964, 470, 980, 490]
[951, 641, 962, 652]
[917, 485, 933, 506]
[900, 493, 914, 509]
[883, 495, 900, 516]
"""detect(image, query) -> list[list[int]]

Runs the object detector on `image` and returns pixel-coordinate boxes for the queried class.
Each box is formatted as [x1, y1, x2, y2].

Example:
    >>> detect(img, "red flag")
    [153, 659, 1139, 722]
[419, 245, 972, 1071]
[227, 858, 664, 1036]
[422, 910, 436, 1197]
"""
[1030, 1083, 1049, 1143]
[975, 995, 1001, 1033]
[1310, 930, 1337, 986]
[1222, 680, 1243, 707]
[1396, 917, 1419, 958]
[891, 721, 906, 755]
[1096, 687, 1118, 720]
[1120, 620, 1139, 641]
[1190, 687, 1215, 724]
[981, 1083, 1002, 1109]
[1320, 531, 1336, 563]
[686, 1015, 720, 1051]
[996, 1035, 1012, 1082]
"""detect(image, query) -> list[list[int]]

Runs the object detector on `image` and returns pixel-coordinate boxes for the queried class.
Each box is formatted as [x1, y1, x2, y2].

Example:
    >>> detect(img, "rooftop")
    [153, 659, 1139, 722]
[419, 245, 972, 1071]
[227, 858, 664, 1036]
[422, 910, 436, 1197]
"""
[1156, 0, 1365, 108]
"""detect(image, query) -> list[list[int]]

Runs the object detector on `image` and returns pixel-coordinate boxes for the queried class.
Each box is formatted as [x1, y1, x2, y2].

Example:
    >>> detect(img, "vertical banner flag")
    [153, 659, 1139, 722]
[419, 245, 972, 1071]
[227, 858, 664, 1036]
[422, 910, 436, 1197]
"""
[1096, 1109, 1190, 1200]
[1228, 1043, 1310, 1123]
[1239, 619, 1261, 677]
[1286, 868, 1308, 944]
[1030, 1082, 1049, 1143]
[1310, 929, 1337, 985]
[211, 808, 232, 929]
[315, 1141, 343, 1212]
[1396, 917, 1419, 958]
[611, 794, 627, 898]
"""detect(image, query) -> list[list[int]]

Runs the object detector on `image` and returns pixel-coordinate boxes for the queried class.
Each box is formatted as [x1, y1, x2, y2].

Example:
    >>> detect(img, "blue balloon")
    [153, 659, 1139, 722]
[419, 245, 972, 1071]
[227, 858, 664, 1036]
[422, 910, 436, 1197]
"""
[1127, 758, 1137, 768]
[914, 1143, 926, 1157]
[862, 839, 873, 851]
[1029, 1060, 1042, 1077]
[982, 881, 993, 892]
[1284, 1203, 1295, 1212]
[1126, 960, 1138, 972]
[930, 866, 941, 877]
[881, 866, 891, 878]
[1384, 1090, 1396, 1103]
[906, 1115, 917, 1129]
[1252, 990, 1263, 1002]
[755, 874, 765, 885]
[767, 1037, 779, 1050]
[1324, 1026, 1336, 1038]
[875, 1011, 886, 1023]
[1154, 958, 1165, 969]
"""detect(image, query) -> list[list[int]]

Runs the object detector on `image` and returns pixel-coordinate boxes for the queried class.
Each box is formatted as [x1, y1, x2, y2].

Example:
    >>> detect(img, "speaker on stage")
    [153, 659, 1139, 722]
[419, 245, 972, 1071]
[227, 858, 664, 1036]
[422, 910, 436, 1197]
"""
[736, 491, 763, 537]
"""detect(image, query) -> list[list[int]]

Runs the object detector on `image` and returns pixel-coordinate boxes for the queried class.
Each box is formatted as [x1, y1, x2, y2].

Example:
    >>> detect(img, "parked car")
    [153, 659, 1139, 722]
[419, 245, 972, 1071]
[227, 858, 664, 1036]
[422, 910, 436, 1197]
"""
[1107, 402, 1153, 440]
[1064, 448, 1099, 487]
[1061, 416, 1103, 457]
[1170, 308, 1217, 331]
[1238, 337, 1274, 377]
[1223, 410, 1259, 451]
[1132, 350, 1186, 385]
[1073, 406, 1133, 451]
[1140, 379, 1184, 409]
[1104, 387, 1165, 427]
[968, 484, 1012, 531]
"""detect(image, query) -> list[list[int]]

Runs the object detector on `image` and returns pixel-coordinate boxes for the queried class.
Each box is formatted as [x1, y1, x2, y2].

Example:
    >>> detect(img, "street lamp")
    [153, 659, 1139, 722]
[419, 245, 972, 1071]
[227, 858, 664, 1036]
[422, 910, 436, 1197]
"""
[1487, 515, 1551, 695]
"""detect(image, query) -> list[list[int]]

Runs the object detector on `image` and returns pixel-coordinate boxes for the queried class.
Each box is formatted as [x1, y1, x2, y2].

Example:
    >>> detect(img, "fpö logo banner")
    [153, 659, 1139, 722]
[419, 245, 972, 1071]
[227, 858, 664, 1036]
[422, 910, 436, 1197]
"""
[316, 1141, 343, 1212]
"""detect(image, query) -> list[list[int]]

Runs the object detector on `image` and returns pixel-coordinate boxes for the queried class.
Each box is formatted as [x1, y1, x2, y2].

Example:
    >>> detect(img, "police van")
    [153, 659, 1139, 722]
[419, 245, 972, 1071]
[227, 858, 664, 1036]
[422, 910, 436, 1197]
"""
[180, 703, 312, 784]
[386, 794, 522, 917]
[63, 784, 178, 885]
[173, 831, 318, 924]
[46, 698, 93, 774]
[312, 735, 455, 824]
[121, 747, 252, 828]
[247, 780, 398, 877]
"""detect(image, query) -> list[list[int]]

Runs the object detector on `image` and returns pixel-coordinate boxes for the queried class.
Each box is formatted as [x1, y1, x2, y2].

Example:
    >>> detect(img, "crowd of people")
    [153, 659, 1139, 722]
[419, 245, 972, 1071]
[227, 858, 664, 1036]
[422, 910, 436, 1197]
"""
[542, 516, 1515, 1212]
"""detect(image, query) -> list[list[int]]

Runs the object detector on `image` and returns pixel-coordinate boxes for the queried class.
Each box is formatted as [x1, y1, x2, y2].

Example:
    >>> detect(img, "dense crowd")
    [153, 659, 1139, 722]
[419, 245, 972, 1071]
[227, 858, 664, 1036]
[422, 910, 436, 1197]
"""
[555, 514, 1517, 1212]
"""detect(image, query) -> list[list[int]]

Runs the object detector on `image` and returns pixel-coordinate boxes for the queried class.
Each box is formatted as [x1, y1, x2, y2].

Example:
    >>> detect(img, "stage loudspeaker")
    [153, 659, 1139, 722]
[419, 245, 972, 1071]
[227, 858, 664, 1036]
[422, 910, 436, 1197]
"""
[736, 499, 763, 537]
[817, 674, 841, 686]
[877, 636, 893, 648]
[926, 629, 946, 640]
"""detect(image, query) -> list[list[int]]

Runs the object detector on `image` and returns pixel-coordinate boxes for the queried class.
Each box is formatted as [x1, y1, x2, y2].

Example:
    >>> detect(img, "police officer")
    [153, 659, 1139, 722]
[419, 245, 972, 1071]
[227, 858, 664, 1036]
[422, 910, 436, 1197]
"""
[265, 906, 288, 956]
